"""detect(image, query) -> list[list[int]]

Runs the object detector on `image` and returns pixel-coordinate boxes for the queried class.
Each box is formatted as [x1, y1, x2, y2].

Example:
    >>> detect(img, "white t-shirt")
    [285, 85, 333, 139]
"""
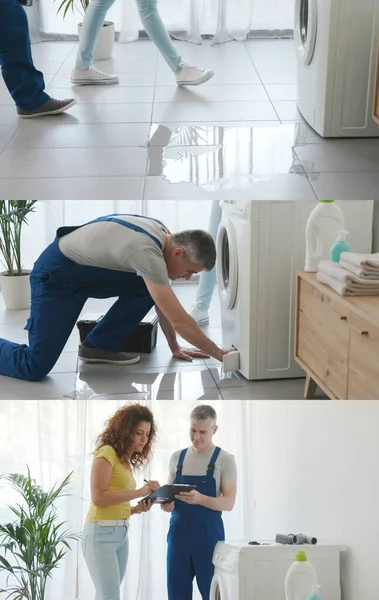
[58, 215, 171, 286]
[169, 447, 237, 497]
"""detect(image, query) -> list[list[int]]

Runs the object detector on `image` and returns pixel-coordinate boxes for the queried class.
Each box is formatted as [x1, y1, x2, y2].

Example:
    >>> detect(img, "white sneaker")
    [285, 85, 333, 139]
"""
[71, 66, 119, 85]
[175, 63, 214, 86]
[190, 305, 210, 326]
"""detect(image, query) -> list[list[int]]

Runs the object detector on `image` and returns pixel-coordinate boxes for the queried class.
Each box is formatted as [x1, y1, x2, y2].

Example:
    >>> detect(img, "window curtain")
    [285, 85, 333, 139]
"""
[28, 0, 294, 43]
[0, 400, 253, 600]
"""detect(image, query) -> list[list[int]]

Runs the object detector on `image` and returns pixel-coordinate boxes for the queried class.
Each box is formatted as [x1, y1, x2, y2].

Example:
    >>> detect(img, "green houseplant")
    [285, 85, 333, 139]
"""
[55, 0, 115, 60]
[0, 468, 80, 600]
[0, 201, 37, 310]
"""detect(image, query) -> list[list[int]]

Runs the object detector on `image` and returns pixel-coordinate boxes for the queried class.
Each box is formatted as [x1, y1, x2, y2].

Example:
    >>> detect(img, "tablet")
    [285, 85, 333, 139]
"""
[138, 484, 197, 504]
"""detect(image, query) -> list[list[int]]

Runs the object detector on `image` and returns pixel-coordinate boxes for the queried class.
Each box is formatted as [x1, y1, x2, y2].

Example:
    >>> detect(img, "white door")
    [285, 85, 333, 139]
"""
[216, 218, 239, 310]
[294, 0, 318, 65]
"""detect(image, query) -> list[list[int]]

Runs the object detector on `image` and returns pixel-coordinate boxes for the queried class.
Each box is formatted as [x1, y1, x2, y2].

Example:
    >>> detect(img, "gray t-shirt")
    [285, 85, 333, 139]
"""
[169, 447, 237, 497]
[58, 215, 171, 286]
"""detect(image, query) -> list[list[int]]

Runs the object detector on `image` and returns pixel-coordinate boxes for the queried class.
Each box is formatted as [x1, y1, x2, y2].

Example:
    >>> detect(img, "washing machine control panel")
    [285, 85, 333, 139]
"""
[213, 550, 238, 571]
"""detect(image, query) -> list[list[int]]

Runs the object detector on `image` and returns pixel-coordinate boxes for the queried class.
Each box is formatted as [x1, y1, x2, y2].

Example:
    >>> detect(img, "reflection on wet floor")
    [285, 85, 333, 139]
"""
[142, 122, 320, 189]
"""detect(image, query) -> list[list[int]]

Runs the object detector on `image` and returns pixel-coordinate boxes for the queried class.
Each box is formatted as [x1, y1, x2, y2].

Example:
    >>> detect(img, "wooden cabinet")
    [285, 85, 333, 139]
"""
[295, 272, 379, 400]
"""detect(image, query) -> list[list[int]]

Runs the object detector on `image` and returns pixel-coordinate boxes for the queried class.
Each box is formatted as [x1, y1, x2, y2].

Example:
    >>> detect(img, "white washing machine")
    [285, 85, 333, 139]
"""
[294, 0, 379, 137]
[211, 541, 344, 600]
[216, 200, 374, 381]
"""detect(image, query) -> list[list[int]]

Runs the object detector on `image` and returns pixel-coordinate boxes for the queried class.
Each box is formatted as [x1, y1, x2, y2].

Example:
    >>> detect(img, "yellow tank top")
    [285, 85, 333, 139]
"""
[86, 445, 136, 522]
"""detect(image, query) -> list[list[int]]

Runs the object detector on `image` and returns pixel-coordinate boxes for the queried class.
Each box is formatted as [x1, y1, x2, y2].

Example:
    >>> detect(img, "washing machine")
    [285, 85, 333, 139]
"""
[210, 541, 344, 600]
[294, 0, 379, 137]
[216, 200, 374, 381]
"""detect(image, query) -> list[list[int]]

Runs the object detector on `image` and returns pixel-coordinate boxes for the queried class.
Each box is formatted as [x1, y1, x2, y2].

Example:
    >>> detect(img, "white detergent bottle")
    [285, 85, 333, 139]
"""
[304, 200, 346, 272]
[285, 551, 318, 600]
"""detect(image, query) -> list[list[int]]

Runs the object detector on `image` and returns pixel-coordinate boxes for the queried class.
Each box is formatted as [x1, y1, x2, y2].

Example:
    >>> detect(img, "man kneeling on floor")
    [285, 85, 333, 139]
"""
[0, 213, 231, 382]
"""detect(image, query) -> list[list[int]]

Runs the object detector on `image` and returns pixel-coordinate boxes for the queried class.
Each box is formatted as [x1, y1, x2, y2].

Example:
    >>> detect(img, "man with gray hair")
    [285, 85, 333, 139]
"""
[162, 405, 237, 600]
[0, 213, 232, 382]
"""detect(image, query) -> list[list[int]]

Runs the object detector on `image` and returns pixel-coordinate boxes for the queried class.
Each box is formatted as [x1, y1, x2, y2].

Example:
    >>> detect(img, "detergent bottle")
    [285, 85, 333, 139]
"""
[306, 584, 324, 600]
[285, 551, 318, 600]
[304, 200, 346, 272]
[329, 230, 351, 263]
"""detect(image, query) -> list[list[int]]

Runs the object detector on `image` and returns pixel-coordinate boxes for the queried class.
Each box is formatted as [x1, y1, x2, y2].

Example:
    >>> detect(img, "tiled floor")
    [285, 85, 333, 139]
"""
[0, 283, 327, 401]
[1, 38, 379, 199]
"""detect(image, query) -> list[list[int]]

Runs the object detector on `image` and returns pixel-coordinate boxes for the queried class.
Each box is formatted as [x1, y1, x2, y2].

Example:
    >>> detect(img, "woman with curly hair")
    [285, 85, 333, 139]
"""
[82, 403, 159, 600]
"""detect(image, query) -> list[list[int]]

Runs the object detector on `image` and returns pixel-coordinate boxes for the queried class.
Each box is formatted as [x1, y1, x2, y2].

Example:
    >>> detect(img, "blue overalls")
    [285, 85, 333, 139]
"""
[167, 446, 225, 600]
[0, 214, 167, 381]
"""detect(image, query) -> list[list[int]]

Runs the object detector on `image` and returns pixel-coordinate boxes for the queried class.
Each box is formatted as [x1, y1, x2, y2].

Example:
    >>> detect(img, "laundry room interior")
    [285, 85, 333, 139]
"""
[2, 0, 379, 199]
[0, 399, 378, 600]
[0, 199, 378, 401]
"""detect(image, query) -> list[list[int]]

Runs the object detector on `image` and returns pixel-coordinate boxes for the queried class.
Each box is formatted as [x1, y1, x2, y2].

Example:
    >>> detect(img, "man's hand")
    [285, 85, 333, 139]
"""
[175, 490, 204, 505]
[161, 501, 175, 513]
[172, 347, 210, 361]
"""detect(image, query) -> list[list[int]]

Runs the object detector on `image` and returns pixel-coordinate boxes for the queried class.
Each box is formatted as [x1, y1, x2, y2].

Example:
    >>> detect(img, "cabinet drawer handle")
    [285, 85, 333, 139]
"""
[350, 324, 369, 336]
[339, 316, 348, 321]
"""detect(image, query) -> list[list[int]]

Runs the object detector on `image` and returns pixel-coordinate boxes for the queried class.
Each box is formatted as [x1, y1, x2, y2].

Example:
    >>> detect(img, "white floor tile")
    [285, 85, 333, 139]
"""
[60, 102, 153, 124]
[0, 177, 144, 200]
[244, 39, 296, 58]
[154, 85, 269, 103]
[295, 139, 379, 173]
[8, 122, 151, 149]
[258, 70, 297, 85]
[265, 84, 297, 101]
[46, 85, 155, 104]
[156, 69, 261, 86]
[0, 372, 76, 400]
[308, 171, 379, 200]
[152, 101, 278, 122]
[0, 147, 148, 178]
[273, 100, 302, 121]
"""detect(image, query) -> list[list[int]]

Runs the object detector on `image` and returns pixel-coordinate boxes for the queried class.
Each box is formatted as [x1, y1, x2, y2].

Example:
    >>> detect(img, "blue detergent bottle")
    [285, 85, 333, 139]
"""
[329, 230, 351, 263]
[306, 584, 324, 600]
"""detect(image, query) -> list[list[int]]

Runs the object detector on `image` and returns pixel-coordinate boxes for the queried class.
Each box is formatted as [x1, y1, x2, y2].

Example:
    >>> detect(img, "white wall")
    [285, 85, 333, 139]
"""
[248, 402, 379, 600]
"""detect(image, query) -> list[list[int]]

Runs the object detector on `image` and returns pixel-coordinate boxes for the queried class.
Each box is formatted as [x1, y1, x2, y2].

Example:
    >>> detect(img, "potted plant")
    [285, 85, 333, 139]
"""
[0, 200, 38, 310]
[55, 0, 115, 61]
[0, 468, 80, 600]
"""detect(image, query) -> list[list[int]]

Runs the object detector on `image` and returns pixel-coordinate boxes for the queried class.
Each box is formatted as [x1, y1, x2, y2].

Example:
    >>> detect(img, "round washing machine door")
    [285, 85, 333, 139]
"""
[294, 0, 318, 65]
[216, 218, 238, 311]
[210, 573, 229, 600]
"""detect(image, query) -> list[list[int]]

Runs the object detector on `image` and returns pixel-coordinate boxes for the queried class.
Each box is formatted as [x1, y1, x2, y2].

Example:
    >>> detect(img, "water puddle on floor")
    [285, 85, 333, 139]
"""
[141, 122, 319, 189]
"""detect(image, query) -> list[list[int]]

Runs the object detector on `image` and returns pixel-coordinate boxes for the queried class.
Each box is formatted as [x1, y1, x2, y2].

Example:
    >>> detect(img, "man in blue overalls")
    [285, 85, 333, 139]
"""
[0, 214, 231, 381]
[162, 405, 237, 600]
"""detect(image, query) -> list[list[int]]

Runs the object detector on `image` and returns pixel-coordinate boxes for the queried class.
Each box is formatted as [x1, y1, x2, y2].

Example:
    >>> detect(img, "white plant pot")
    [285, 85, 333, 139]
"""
[0, 271, 31, 310]
[78, 21, 115, 61]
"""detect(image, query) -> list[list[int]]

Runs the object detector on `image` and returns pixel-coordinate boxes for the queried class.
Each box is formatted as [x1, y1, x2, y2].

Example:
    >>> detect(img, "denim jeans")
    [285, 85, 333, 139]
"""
[75, 0, 182, 71]
[0, 0, 49, 109]
[82, 522, 129, 600]
[195, 200, 223, 311]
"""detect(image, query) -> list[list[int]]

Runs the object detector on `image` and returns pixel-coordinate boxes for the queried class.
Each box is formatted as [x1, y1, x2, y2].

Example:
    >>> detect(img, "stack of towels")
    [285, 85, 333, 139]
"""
[317, 252, 379, 296]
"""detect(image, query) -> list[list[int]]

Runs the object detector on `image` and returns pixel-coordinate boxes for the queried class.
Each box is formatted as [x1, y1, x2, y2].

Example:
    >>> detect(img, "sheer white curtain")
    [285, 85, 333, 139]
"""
[32, 0, 294, 42]
[20, 200, 213, 270]
[0, 400, 253, 600]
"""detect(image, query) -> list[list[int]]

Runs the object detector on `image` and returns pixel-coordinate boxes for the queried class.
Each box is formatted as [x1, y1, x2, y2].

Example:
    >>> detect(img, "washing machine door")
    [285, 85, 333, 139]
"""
[216, 218, 238, 310]
[294, 0, 317, 65]
[210, 573, 229, 600]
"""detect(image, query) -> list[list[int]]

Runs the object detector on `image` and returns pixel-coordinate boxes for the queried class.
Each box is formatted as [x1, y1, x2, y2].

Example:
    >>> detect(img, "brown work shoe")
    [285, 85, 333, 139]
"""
[17, 97, 76, 118]
[78, 345, 141, 365]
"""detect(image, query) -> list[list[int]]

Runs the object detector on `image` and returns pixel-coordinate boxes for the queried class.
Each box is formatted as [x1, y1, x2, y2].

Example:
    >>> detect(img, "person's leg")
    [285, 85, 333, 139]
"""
[84, 277, 155, 352]
[136, 0, 214, 86]
[117, 529, 129, 583]
[167, 520, 194, 600]
[0, 271, 87, 381]
[71, 0, 119, 84]
[192, 518, 225, 600]
[0, 0, 48, 109]
[136, 0, 182, 71]
[0, 0, 76, 116]
[191, 201, 222, 323]
[82, 524, 126, 600]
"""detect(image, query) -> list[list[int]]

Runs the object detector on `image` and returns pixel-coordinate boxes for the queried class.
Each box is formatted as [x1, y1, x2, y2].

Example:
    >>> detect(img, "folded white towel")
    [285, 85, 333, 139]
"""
[340, 252, 379, 279]
[317, 260, 379, 296]
[317, 272, 379, 296]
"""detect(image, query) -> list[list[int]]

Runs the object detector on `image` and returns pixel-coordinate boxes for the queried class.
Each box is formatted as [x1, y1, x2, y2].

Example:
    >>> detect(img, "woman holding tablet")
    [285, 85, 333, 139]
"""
[82, 404, 159, 600]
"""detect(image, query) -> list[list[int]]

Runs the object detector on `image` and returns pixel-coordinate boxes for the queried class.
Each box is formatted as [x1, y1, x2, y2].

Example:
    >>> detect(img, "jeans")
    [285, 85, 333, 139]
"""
[195, 201, 223, 311]
[82, 523, 129, 600]
[75, 0, 182, 71]
[0, 0, 49, 109]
